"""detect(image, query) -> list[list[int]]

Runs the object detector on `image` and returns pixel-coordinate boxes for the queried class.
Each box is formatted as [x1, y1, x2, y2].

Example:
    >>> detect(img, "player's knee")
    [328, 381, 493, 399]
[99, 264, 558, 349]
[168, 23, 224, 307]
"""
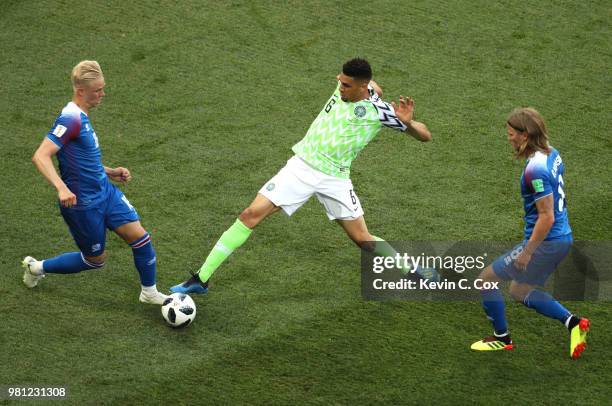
[238, 207, 254, 226]
[476, 266, 497, 290]
[133, 230, 151, 244]
[85, 252, 107, 267]
[239, 207, 262, 228]
[509, 283, 529, 302]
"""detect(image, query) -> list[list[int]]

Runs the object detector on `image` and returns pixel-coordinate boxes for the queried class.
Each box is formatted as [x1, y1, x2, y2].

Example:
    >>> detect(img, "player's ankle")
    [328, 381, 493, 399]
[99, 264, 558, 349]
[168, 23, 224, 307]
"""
[141, 284, 159, 295]
[30, 259, 45, 275]
[494, 331, 512, 344]
[565, 315, 580, 331]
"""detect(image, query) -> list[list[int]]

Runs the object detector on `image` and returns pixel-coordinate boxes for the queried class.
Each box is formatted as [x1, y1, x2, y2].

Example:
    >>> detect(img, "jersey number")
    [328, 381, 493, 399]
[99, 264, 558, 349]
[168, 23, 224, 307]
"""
[349, 190, 357, 205]
[557, 174, 566, 212]
[325, 98, 337, 113]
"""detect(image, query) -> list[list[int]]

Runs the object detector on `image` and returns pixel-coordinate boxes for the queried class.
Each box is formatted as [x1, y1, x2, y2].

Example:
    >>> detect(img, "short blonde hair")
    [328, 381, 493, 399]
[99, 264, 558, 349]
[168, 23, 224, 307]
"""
[507, 107, 551, 158]
[71, 60, 103, 89]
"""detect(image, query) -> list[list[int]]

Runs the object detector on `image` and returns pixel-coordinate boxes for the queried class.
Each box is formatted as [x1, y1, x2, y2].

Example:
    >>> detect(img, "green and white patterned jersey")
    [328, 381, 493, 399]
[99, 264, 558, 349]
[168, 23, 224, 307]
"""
[292, 83, 407, 179]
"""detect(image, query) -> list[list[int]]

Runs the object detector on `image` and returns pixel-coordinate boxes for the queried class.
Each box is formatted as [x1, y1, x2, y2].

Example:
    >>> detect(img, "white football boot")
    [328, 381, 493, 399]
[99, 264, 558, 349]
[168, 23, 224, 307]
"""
[22, 256, 45, 288]
[139, 286, 168, 305]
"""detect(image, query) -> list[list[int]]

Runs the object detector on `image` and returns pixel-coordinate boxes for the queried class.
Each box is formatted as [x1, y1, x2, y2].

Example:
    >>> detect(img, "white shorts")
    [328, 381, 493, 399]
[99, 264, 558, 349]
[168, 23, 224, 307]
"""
[259, 156, 364, 220]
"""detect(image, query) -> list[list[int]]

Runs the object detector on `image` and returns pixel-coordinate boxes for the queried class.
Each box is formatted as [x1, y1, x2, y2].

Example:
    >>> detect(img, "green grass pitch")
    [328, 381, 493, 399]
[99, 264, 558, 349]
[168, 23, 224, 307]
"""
[1, 1, 610, 404]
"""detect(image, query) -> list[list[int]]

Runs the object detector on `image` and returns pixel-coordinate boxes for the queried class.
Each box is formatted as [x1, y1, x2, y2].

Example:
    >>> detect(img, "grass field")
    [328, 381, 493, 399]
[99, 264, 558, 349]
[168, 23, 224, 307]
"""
[1, 1, 611, 404]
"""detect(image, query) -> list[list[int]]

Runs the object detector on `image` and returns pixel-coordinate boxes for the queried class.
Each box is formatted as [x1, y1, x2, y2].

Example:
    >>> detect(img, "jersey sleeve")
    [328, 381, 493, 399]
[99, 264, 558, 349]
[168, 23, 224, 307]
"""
[367, 84, 380, 101]
[46, 112, 81, 148]
[370, 98, 408, 132]
[524, 163, 553, 201]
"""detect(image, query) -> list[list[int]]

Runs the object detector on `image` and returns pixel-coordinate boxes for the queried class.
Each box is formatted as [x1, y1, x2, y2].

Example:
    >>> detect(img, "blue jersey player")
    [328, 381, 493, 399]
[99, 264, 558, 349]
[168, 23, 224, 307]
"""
[470, 108, 589, 359]
[23, 60, 167, 305]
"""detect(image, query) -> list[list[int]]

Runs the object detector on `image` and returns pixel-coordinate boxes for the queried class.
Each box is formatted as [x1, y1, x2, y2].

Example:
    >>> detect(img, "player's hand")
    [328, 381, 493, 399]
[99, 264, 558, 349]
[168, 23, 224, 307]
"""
[58, 187, 77, 208]
[108, 167, 132, 184]
[514, 251, 532, 272]
[391, 96, 414, 124]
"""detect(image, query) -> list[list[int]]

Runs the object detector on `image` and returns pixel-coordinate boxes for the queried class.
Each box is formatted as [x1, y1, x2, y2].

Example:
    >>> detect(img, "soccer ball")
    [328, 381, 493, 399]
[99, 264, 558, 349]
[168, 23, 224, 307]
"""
[161, 293, 196, 328]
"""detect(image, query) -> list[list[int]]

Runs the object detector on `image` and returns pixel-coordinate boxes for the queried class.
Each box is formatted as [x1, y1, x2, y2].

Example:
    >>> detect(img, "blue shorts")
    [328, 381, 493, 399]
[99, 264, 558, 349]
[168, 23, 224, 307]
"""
[60, 184, 140, 256]
[492, 235, 573, 286]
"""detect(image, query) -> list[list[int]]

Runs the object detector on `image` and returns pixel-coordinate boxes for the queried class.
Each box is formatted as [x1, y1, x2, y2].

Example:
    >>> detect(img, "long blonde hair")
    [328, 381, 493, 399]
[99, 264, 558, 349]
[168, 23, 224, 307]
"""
[71, 60, 103, 89]
[507, 107, 551, 158]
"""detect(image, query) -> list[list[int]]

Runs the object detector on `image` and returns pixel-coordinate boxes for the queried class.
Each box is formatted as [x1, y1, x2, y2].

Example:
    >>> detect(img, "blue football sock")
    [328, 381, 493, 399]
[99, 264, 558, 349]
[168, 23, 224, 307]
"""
[481, 289, 508, 335]
[523, 289, 571, 324]
[130, 233, 156, 287]
[42, 252, 104, 274]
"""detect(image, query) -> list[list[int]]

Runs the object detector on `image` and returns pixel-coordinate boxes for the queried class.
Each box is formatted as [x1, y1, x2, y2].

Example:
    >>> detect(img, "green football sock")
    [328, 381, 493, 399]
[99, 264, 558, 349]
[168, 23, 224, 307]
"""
[372, 235, 397, 257]
[198, 219, 253, 282]
[372, 236, 412, 274]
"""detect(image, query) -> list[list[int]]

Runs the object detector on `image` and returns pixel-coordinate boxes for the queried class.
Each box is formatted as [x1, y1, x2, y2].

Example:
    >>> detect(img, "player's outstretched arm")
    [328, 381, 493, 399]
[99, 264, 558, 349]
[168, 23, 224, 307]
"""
[105, 166, 132, 184]
[392, 96, 432, 142]
[32, 138, 77, 207]
[369, 80, 383, 98]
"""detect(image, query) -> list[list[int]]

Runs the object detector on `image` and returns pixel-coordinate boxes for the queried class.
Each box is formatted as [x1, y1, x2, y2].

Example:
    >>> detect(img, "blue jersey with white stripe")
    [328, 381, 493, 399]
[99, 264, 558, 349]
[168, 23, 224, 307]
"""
[46, 102, 110, 208]
[521, 147, 572, 240]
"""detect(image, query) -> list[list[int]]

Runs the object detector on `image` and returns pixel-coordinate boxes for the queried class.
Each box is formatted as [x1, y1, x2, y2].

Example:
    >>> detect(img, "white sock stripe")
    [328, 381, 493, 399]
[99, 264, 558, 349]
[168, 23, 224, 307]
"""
[81, 253, 104, 268]
[564, 314, 574, 328]
[131, 234, 152, 249]
[131, 235, 151, 248]
[214, 242, 233, 256]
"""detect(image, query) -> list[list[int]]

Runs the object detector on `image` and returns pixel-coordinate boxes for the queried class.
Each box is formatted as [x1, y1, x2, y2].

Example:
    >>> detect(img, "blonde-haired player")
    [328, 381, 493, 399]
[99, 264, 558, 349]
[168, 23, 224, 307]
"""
[23, 60, 167, 305]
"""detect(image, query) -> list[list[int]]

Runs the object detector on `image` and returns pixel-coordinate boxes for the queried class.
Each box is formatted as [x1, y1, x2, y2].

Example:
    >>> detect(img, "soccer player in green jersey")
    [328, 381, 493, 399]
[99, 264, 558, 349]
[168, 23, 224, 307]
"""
[171, 58, 436, 294]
